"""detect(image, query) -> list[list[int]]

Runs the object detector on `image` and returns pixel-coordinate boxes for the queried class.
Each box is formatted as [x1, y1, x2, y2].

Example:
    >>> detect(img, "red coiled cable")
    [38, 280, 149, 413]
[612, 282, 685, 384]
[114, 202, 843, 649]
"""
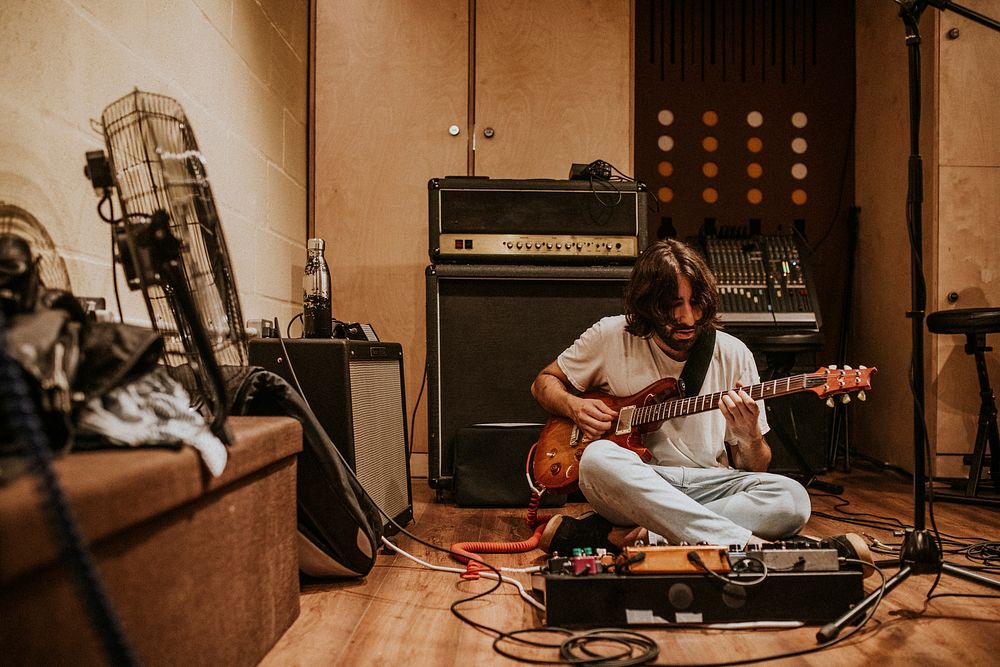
[448, 444, 555, 579]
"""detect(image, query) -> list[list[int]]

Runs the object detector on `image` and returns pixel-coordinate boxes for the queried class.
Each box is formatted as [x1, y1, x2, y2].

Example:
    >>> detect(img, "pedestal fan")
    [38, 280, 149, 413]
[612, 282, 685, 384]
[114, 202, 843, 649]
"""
[85, 89, 246, 442]
[86, 89, 386, 580]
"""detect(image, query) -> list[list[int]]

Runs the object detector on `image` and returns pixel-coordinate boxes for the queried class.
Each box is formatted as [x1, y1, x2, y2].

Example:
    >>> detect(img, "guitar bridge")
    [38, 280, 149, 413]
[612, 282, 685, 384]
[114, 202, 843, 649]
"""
[616, 405, 635, 436]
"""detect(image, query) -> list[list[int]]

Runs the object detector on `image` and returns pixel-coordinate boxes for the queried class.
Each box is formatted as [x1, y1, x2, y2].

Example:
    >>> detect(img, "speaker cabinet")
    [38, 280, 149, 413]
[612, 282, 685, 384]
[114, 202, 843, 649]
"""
[248, 339, 413, 532]
[426, 263, 632, 490]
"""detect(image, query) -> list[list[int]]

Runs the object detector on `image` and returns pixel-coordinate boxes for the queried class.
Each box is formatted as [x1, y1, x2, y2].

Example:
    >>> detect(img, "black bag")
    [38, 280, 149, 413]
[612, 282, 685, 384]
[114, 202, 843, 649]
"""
[453, 424, 567, 508]
[1, 289, 164, 482]
[227, 367, 382, 578]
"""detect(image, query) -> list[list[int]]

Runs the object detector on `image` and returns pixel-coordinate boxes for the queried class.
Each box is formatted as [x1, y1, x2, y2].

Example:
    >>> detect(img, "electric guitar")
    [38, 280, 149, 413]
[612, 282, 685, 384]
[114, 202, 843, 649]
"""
[531, 366, 876, 495]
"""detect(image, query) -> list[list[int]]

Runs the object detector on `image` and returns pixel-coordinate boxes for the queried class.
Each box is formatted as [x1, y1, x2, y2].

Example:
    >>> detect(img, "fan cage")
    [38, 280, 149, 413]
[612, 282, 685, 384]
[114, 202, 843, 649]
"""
[100, 90, 247, 398]
[0, 202, 73, 294]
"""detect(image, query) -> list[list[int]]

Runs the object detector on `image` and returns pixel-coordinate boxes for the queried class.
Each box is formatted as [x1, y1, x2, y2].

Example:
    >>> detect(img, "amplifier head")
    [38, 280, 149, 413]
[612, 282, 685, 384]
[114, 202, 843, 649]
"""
[428, 177, 648, 265]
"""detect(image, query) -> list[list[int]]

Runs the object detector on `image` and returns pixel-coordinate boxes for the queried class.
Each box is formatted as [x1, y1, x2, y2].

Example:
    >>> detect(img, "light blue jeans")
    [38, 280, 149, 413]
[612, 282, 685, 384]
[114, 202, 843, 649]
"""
[578, 439, 811, 547]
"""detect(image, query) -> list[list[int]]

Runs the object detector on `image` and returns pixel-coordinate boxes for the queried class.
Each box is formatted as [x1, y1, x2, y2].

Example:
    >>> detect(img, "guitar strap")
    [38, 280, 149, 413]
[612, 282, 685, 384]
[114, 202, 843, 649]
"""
[679, 326, 716, 397]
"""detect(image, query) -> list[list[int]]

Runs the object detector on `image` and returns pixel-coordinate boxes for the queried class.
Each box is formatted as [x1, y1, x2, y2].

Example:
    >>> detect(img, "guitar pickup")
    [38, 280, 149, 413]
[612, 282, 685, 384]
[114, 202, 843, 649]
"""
[616, 405, 635, 436]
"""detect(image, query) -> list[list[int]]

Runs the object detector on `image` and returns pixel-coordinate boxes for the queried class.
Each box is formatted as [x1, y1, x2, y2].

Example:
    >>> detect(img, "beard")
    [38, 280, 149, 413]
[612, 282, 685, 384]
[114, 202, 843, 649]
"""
[654, 322, 702, 357]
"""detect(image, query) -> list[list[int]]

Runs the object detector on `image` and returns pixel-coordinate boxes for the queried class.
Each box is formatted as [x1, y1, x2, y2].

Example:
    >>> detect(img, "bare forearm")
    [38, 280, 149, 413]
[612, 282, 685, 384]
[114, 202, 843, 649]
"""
[531, 365, 617, 438]
[531, 372, 578, 419]
[732, 435, 772, 472]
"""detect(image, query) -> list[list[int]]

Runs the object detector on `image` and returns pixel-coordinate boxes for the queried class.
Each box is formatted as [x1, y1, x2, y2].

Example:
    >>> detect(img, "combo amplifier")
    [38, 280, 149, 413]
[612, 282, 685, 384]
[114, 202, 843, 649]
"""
[247, 338, 413, 533]
[428, 177, 648, 264]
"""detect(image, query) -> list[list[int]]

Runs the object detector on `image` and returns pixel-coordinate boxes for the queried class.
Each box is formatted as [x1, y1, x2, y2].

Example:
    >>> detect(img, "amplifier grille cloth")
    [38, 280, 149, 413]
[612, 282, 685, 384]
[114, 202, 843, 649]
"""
[349, 358, 409, 523]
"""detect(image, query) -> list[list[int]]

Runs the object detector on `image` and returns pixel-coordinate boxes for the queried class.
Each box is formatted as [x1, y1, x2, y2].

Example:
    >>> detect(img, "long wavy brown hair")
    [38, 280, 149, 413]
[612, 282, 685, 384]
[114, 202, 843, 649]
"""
[624, 239, 721, 338]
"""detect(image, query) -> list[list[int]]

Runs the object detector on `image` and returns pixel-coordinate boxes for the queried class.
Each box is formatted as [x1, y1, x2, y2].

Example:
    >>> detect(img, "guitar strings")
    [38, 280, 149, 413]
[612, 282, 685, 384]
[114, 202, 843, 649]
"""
[635, 373, 832, 425]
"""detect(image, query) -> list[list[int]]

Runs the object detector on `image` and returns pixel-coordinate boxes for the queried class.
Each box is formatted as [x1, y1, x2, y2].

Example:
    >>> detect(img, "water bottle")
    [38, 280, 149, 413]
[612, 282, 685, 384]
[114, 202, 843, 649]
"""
[302, 238, 332, 338]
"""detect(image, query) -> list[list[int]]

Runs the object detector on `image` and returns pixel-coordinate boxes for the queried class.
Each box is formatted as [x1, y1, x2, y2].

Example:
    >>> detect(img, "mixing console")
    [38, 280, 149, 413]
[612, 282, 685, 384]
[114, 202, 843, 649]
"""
[701, 233, 821, 329]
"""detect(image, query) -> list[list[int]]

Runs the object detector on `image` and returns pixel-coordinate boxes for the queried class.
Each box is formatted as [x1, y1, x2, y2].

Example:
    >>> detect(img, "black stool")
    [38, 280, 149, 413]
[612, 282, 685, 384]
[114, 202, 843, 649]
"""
[741, 330, 843, 495]
[926, 307, 1000, 506]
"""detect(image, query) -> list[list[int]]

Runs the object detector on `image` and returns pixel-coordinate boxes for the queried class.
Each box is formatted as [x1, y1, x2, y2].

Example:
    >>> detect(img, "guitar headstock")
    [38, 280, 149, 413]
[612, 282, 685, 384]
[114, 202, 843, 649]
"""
[806, 365, 876, 404]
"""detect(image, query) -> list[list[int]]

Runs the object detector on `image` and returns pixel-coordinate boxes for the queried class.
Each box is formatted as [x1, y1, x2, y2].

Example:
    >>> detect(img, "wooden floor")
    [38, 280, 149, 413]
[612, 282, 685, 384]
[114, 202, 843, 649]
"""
[262, 463, 1000, 666]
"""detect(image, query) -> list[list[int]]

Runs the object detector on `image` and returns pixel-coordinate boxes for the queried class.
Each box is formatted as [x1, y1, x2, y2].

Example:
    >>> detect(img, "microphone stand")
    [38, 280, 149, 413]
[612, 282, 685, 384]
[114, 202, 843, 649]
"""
[817, 0, 1000, 643]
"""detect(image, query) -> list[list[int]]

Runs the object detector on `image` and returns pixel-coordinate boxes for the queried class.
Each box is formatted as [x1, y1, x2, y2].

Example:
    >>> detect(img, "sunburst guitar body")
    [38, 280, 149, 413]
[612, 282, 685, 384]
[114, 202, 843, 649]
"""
[531, 366, 875, 495]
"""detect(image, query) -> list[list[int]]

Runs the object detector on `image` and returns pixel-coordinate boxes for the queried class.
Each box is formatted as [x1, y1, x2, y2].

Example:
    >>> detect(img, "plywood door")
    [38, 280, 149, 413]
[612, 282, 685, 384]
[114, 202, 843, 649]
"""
[932, 3, 1000, 477]
[314, 1, 469, 456]
[473, 0, 633, 179]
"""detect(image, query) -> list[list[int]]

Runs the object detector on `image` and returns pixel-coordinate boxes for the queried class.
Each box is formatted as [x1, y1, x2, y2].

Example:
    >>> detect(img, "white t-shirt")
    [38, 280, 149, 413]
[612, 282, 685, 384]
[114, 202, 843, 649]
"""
[557, 315, 769, 469]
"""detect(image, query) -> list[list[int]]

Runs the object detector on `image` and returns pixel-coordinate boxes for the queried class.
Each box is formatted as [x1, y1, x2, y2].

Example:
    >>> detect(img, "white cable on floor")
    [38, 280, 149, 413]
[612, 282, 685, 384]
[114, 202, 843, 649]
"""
[380, 537, 546, 612]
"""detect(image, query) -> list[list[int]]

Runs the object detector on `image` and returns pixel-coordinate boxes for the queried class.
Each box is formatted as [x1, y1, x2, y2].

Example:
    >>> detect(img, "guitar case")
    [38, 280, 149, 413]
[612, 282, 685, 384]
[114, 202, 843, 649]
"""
[226, 367, 383, 578]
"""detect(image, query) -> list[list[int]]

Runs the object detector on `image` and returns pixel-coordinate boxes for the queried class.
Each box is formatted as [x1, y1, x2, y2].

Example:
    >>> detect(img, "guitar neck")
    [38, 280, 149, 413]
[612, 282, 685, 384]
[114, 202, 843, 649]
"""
[635, 374, 824, 426]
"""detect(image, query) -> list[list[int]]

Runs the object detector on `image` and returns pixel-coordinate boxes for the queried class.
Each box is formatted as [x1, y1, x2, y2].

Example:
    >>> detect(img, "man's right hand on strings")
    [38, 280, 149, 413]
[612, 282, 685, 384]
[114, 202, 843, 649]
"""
[568, 395, 618, 439]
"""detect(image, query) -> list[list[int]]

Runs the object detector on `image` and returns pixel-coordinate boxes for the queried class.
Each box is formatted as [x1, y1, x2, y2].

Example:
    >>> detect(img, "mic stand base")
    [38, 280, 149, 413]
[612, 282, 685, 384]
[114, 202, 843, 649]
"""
[816, 528, 1000, 643]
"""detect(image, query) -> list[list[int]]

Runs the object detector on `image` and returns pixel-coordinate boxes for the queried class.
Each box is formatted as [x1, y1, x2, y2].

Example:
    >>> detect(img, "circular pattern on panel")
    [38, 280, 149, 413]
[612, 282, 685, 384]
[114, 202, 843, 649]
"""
[648, 107, 815, 210]
[656, 107, 676, 202]
[790, 112, 808, 204]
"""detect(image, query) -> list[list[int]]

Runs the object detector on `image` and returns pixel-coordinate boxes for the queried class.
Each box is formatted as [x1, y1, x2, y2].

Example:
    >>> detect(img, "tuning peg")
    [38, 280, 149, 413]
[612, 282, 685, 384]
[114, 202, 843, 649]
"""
[840, 394, 851, 405]
[859, 365, 867, 370]
[843, 365, 853, 370]
[826, 397, 836, 408]
[858, 391, 867, 402]
[827, 364, 836, 370]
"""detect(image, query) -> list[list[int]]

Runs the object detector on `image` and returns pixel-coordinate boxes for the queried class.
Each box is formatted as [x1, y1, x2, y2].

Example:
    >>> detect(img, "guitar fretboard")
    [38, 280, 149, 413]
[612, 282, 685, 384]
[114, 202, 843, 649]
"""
[634, 374, 828, 425]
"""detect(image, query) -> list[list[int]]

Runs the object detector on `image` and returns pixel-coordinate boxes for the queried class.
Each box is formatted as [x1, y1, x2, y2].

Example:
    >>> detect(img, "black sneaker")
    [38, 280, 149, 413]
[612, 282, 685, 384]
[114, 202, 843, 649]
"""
[539, 511, 618, 555]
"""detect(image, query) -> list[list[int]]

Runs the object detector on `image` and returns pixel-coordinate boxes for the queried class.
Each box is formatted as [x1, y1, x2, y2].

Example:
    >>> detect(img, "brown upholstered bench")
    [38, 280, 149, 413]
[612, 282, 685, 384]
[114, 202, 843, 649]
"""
[0, 416, 302, 665]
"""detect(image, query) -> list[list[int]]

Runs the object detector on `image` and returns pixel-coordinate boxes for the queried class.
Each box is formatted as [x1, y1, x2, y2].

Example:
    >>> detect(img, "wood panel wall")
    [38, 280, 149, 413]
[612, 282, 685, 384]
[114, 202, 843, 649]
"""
[854, 1, 999, 477]
[930, 0, 1000, 478]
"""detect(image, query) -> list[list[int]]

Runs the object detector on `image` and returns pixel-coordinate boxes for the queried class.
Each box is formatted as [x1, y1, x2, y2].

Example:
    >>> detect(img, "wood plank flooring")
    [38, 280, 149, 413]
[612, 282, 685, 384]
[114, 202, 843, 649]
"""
[262, 463, 1000, 666]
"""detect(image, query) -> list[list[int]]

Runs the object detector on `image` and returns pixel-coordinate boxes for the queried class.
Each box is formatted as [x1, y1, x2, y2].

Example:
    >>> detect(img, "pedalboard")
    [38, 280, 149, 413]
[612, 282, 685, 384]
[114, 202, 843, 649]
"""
[533, 541, 865, 626]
